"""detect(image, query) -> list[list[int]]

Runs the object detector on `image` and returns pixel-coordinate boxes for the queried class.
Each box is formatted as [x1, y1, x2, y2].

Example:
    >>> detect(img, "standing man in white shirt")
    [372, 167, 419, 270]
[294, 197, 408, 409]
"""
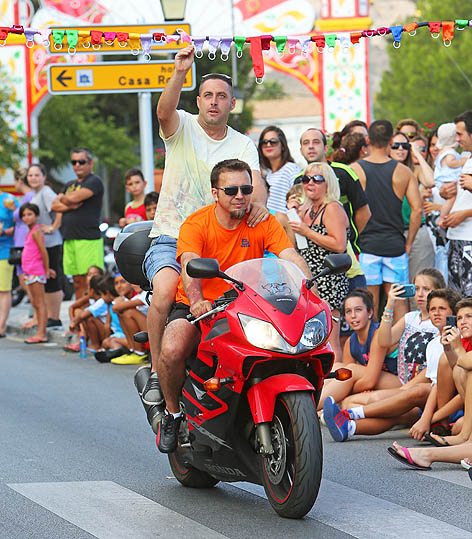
[140, 45, 267, 405]
[440, 110, 472, 296]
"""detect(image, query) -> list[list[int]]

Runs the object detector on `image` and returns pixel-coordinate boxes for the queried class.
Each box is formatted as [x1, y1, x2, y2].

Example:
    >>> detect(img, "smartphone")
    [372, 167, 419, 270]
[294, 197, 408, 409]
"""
[446, 315, 457, 327]
[397, 284, 416, 298]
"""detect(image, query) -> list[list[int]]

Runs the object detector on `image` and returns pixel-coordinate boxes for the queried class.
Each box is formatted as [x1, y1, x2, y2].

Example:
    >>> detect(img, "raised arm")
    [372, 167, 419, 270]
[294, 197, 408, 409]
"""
[157, 45, 195, 138]
[377, 284, 407, 347]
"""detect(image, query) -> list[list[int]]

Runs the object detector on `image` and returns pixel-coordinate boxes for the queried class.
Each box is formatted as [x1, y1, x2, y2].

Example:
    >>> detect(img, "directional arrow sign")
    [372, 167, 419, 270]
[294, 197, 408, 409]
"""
[47, 61, 195, 95]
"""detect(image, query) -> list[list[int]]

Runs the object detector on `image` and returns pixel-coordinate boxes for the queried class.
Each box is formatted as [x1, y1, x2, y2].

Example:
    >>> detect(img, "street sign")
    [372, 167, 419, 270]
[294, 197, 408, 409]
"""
[48, 23, 191, 55]
[47, 60, 195, 95]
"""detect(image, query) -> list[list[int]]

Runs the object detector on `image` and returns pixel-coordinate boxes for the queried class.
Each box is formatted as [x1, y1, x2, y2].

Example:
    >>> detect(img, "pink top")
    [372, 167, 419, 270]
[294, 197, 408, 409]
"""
[21, 225, 46, 276]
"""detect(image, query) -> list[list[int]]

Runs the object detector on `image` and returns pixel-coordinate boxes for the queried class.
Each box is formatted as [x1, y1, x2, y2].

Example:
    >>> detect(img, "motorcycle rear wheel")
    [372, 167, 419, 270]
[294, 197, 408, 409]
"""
[260, 391, 322, 519]
[169, 451, 219, 488]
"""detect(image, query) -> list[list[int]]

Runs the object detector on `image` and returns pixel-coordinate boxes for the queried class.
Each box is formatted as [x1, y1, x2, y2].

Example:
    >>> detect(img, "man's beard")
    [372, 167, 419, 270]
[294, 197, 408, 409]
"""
[230, 209, 246, 220]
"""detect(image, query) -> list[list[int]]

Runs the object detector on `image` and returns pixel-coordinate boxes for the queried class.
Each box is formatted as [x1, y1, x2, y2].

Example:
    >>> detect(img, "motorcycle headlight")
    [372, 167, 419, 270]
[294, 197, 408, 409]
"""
[239, 311, 328, 355]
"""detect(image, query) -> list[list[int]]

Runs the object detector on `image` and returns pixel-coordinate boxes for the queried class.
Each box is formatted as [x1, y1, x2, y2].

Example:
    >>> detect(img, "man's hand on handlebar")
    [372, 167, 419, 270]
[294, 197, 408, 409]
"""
[190, 299, 214, 318]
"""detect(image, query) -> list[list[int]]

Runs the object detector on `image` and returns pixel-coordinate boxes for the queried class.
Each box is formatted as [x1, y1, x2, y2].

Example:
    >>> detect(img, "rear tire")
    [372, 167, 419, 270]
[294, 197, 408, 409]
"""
[260, 391, 322, 519]
[169, 451, 219, 488]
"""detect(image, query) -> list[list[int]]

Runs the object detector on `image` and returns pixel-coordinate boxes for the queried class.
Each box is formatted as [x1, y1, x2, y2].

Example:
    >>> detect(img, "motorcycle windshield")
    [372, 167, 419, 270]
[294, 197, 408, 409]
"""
[226, 258, 305, 315]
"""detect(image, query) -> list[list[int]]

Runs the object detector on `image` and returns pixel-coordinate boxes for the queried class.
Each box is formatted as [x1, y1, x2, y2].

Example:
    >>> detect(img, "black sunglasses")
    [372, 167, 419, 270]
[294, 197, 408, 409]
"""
[301, 174, 325, 184]
[71, 159, 88, 166]
[201, 73, 233, 85]
[391, 142, 410, 150]
[215, 184, 253, 196]
[261, 138, 280, 146]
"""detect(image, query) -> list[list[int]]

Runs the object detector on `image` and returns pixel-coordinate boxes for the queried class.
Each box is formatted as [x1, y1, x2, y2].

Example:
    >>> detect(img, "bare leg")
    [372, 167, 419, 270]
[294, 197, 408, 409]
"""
[19, 274, 38, 325]
[102, 336, 128, 350]
[119, 309, 147, 352]
[355, 409, 420, 435]
[367, 284, 380, 319]
[362, 383, 430, 418]
[328, 309, 342, 362]
[148, 267, 180, 373]
[158, 319, 201, 413]
[45, 290, 63, 320]
[83, 317, 106, 350]
[392, 440, 472, 467]
[72, 274, 87, 300]
[28, 282, 47, 339]
[342, 387, 403, 409]
[0, 290, 11, 335]
[435, 355, 456, 428]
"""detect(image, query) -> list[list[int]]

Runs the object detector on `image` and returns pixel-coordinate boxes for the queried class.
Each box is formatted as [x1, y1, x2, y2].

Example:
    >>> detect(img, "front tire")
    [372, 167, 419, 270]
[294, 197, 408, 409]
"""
[260, 391, 322, 519]
[169, 451, 219, 488]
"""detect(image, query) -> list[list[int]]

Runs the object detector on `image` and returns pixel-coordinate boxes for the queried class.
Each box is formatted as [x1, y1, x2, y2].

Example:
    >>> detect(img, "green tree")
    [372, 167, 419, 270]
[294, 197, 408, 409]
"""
[0, 67, 29, 170]
[375, 0, 472, 128]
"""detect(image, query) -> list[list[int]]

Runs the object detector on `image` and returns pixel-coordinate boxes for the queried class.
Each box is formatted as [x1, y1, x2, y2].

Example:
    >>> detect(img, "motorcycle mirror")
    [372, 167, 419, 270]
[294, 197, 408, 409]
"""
[322, 253, 352, 275]
[187, 258, 221, 279]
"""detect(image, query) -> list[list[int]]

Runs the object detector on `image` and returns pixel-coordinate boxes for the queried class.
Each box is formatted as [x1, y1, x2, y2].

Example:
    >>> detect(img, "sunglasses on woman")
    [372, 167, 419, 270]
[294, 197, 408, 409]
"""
[391, 142, 410, 150]
[261, 138, 280, 147]
[301, 174, 325, 184]
[215, 184, 254, 196]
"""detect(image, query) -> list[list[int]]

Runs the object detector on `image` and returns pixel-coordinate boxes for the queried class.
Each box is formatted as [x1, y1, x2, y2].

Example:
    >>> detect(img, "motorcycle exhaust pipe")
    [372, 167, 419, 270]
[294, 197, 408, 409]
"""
[134, 366, 164, 434]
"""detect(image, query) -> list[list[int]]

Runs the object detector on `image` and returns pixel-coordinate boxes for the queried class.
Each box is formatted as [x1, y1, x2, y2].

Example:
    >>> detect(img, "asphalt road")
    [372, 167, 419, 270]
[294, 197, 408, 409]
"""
[1, 337, 471, 539]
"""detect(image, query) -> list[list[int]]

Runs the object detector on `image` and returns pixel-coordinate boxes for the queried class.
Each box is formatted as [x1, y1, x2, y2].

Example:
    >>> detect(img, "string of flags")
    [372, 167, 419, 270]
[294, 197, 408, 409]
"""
[0, 18, 470, 83]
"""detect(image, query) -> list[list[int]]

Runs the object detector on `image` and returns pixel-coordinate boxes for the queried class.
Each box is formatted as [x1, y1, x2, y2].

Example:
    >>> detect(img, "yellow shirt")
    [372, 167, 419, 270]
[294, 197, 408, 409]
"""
[150, 110, 260, 239]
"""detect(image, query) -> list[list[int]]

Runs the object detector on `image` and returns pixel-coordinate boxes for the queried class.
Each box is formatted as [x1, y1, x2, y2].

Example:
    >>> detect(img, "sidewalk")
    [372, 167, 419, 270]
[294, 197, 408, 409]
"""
[7, 298, 74, 346]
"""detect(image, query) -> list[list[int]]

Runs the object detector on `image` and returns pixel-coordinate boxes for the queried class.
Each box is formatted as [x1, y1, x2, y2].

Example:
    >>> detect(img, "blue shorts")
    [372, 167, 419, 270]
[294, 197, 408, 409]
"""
[143, 235, 181, 285]
[359, 252, 408, 286]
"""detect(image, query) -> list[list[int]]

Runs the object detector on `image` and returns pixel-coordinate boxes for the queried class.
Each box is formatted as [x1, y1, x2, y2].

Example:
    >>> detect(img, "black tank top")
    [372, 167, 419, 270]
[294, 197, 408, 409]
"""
[358, 159, 405, 257]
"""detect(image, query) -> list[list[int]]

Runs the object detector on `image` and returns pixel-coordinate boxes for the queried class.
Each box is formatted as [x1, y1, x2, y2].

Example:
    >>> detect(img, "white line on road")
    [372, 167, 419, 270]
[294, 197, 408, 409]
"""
[8, 480, 228, 539]
[417, 468, 472, 489]
[233, 479, 472, 539]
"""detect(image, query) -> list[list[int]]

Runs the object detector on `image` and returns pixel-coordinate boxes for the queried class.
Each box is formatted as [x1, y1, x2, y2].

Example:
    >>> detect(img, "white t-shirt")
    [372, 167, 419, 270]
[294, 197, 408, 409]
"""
[266, 162, 301, 214]
[150, 110, 260, 239]
[447, 157, 472, 240]
[425, 335, 444, 386]
[134, 290, 149, 314]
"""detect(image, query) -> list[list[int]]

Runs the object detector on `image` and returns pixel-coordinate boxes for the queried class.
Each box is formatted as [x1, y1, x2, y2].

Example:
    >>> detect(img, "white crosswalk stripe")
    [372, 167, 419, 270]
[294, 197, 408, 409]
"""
[233, 478, 472, 539]
[8, 481, 228, 539]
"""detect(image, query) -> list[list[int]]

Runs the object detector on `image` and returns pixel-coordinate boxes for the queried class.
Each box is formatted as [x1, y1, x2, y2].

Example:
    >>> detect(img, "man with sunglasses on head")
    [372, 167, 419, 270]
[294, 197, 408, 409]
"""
[350, 120, 422, 318]
[156, 159, 311, 453]
[141, 45, 267, 408]
[51, 148, 104, 299]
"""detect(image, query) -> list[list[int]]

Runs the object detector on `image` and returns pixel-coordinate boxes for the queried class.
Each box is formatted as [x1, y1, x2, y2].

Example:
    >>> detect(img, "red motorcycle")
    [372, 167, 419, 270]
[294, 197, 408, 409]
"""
[135, 254, 351, 519]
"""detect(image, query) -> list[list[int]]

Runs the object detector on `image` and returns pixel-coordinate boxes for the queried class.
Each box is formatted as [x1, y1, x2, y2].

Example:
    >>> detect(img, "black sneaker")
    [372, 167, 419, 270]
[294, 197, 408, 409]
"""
[158, 413, 182, 453]
[142, 372, 164, 406]
[47, 318, 63, 328]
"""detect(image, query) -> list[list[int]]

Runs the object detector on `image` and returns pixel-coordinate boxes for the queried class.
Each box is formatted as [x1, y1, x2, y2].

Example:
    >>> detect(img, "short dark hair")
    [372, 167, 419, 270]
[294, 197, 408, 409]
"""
[89, 274, 102, 294]
[125, 168, 144, 182]
[415, 268, 446, 290]
[258, 125, 295, 170]
[210, 159, 252, 188]
[19, 202, 39, 218]
[454, 110, 472, 135]
[456, 298, 472, 313]
[331, 120, 368, 150]
[144, 191, 159, 206]
[300, 128, 327, 147]
[199, 73, 233, 96]
[368, 120, 394, 148]
[343, 288, 374, 316]
[28, 162, 47, 177]
[70, 147, 93, 161]
[97, 274, 118, 297]
[426, 288, 462, 313]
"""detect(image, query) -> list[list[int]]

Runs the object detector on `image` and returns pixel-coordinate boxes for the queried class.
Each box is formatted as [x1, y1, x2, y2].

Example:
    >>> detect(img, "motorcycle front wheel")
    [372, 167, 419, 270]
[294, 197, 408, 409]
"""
[260, 391, 322, 519]
[169, 451, 219, 488]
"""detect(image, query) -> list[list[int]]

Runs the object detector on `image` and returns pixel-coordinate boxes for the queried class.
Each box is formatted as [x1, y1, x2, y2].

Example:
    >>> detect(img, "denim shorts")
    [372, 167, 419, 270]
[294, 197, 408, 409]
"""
[143, 235, 181, 285]
[359, 252, 409, 286]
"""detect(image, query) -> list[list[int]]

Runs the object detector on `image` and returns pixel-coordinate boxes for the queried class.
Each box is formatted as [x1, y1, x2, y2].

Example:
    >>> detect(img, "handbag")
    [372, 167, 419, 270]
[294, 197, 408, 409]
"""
[8, 247, 23, 266]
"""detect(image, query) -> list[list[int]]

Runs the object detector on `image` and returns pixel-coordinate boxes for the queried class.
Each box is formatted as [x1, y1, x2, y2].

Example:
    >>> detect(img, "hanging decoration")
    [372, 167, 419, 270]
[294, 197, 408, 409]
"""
[0, 18, 470, 82]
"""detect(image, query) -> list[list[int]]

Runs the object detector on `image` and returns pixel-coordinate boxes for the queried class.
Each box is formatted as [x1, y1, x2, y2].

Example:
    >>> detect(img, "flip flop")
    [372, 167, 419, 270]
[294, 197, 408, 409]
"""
[63, 343, 80, 352]
[387, 446, 431, 471]
[461, 458, 472, 470]
[24, 336, 49, 344]
[423, 432, 450, 447]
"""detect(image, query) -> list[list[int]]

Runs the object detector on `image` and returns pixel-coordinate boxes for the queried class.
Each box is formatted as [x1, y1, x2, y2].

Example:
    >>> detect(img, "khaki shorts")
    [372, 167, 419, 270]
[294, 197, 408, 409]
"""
[63, 238, 104, 276]
[0, 258, 14, 292]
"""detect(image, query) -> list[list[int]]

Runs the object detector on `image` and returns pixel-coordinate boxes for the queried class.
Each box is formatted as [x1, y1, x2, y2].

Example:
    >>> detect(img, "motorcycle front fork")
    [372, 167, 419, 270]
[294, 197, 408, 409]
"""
[256, 423, 274, 456]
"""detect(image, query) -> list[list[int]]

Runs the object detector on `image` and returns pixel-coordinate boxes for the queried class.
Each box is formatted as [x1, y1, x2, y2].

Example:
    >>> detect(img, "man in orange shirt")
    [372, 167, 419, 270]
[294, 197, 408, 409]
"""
[157, 159, 312, 452]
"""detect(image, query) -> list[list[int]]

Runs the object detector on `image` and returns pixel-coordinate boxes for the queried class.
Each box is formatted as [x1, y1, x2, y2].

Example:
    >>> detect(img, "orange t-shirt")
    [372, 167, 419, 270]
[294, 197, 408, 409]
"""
[175, 204, 293, 305]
